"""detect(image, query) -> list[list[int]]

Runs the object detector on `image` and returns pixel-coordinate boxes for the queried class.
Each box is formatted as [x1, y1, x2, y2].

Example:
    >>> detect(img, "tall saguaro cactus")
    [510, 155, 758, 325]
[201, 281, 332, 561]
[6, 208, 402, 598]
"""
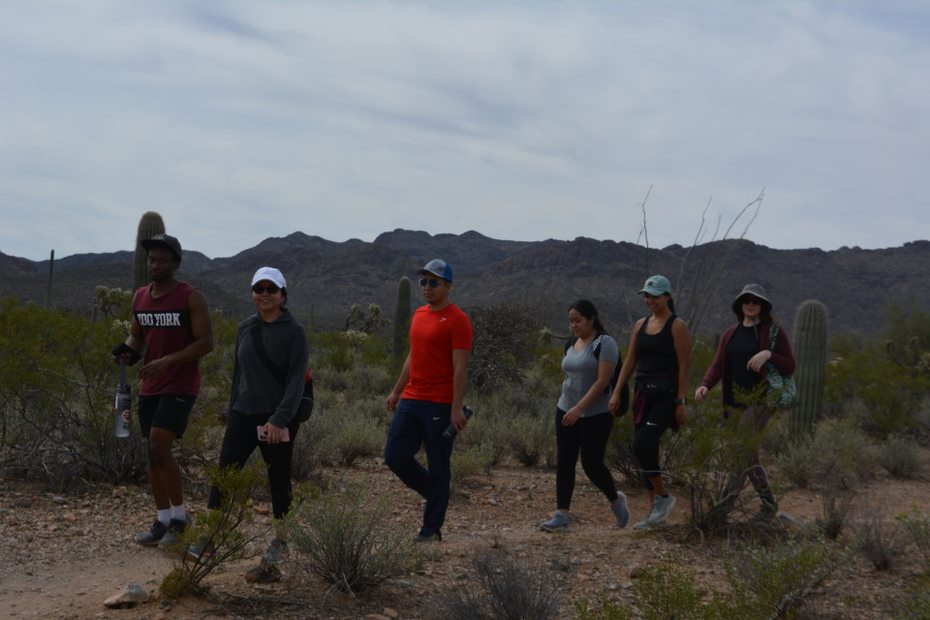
[133, 211, 166, 291]
[393, 276, 412, 358]
[791, 299, 829, 437]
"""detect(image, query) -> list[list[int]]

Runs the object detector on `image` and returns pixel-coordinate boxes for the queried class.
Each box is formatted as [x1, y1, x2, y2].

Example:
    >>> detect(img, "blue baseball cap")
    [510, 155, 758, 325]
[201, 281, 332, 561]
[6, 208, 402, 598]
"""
[418, 258, 454, 283]
[638, 274, 672, 296]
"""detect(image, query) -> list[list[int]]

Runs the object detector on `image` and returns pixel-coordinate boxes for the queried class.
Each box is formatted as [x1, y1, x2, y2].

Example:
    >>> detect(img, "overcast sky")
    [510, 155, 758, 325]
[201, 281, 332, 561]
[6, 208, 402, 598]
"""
[2, 1, 928, 261]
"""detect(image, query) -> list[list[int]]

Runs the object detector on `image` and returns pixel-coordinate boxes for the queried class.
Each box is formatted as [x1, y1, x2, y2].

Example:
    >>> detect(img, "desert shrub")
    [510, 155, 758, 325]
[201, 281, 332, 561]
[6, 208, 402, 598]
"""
[631, 563, 705, 620]
[309, 395, 386, 466]
[286, 482, 421, 594]
[575, 596, 631, 620]
[451, 441, 495, 490]
[503, 412, 553, 467]
[853, 502, 904, 571]
[895, 577, 930, 620]
[468, 303, 541, 394]
[162, 463, 263, 598]
[722, 538, 837, 619]
[898, 507, 930, 566]
[878, 434, 923, 478]
[817, 488, 855, 541]
[776, 418, 876, 489]
[429, 548, 561, 620]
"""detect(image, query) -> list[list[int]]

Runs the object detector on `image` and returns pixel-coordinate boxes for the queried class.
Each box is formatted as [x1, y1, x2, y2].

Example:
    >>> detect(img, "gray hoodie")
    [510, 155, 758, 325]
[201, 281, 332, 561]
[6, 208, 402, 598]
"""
[228, 309, 309, 428]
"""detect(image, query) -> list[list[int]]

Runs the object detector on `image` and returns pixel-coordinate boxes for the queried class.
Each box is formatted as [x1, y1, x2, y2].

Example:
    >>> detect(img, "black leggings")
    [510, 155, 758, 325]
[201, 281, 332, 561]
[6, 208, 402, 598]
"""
[632, 392, 677, 490]
[554, 408, 618, 509]
[208, 410, 301, 519]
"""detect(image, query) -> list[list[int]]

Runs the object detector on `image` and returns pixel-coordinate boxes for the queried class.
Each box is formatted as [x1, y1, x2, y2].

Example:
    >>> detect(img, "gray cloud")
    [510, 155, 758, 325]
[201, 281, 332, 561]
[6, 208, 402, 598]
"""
[1, 1, 927, 260]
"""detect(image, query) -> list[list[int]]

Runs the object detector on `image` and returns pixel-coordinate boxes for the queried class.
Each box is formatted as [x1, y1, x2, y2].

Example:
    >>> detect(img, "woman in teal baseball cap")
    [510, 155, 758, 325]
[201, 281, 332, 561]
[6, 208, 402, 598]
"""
[609, 275, 692, 529]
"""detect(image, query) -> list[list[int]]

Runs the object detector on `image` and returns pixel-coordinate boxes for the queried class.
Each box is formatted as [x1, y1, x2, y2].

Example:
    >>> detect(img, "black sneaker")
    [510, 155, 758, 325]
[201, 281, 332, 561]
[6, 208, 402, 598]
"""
[414, 530, 442, 543]
[135, 521, 169, 546]
[158, 518, 189, 548]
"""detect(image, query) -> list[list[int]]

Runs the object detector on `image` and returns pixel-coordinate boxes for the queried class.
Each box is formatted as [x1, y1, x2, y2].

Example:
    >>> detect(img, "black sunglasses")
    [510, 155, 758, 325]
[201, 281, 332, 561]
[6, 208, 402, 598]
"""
[741, 297, 762, 305]
[252, 285, 280, 295]
[418, 278, 442, 289]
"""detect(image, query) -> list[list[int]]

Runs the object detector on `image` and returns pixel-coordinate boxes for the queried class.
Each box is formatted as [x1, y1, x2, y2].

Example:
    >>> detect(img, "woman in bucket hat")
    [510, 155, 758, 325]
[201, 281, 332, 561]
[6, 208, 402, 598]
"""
[694, 283, 796, 517]
[609, 275, 692, 529]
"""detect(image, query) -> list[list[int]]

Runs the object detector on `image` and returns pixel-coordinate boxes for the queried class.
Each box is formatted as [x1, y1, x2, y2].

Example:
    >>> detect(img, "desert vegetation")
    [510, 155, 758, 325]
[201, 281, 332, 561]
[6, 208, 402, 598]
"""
[2, 292, 930, 618]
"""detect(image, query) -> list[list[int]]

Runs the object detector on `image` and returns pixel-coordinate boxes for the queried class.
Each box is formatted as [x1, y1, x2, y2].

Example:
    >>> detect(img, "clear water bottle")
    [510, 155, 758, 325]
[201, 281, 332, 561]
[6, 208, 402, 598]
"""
[443, 406, 474, 439]
[114, 361, 131, 438]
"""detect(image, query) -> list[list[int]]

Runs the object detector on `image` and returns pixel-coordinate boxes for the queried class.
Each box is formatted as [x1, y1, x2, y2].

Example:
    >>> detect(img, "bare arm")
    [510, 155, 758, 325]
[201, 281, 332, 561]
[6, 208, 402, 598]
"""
[386, 353, 411, 411]
[609, 319, 641, 414]
[450, 348, 471, 431]
[672, 318, 692, 426]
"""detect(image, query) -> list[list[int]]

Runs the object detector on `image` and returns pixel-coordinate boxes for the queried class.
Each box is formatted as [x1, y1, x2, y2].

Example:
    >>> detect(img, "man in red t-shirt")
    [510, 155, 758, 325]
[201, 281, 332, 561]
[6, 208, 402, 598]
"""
[113, 234, 213, 548]
[385, 259, 472, 542]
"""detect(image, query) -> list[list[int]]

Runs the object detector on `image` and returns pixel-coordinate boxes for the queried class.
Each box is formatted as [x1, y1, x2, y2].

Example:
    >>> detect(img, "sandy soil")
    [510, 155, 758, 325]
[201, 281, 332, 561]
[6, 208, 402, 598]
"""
[2, 454, 929, 619]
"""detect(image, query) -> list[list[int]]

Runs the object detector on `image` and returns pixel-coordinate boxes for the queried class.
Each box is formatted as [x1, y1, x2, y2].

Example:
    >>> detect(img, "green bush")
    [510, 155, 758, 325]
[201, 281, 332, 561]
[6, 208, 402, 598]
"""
[286, 482, 421, 594]
[776, 418, 876, 489]
[503, 412, 553, 467]
[898, 507, 930, 567]
[631, 563, 705, 620]
[429, 548, 561, 620]
[854, 502, 903, 571]
[575, 596, 631, 620]
[451, 441, 495, 490]
[878, 434, 922, 479]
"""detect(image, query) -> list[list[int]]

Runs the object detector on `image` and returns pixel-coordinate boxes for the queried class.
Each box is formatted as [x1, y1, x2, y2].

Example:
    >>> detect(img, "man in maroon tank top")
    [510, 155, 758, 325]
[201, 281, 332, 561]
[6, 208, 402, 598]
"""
[113, 234, 214, 547]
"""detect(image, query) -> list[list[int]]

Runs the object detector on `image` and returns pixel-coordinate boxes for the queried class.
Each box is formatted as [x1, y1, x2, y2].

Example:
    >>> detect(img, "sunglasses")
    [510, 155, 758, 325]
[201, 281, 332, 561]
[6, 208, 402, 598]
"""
[418, 278, 443, 289]
[741, 297, 762, 305]
[252, 285, 280, 295]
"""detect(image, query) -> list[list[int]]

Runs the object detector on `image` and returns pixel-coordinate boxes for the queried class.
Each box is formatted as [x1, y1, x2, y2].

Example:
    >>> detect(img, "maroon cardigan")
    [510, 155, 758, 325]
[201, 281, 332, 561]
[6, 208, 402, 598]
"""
[699, 320, 796, 406]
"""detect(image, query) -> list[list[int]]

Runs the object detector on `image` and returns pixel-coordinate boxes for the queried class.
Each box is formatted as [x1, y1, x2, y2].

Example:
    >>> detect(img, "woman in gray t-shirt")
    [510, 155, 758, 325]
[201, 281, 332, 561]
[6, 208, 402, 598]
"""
[541, 300, 630, 532]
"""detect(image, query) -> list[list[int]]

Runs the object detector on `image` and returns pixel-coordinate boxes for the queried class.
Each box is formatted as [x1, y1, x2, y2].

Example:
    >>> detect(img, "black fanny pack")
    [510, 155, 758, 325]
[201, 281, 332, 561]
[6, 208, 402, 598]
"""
[636, 376, 676, 397]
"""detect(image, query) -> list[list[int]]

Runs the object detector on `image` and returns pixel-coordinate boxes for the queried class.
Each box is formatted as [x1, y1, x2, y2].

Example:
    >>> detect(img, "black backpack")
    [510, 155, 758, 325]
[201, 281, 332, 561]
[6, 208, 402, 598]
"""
[564, 334, 630, 416]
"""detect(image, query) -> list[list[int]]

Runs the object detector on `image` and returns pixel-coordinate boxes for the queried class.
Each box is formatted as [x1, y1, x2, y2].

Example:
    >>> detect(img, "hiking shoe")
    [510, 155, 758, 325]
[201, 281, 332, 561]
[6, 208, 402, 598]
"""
[134, 520, 168, 546]
[540, 510, 571, 532]
[261, 538, 289, 565]
[611, 493, 630, 529]
[186, 541, 216, 564]
[414, 530, 442, 543]
[648, 495, 676, 525]
[244, 563, 282, 584]
[158, 518, 189, 548]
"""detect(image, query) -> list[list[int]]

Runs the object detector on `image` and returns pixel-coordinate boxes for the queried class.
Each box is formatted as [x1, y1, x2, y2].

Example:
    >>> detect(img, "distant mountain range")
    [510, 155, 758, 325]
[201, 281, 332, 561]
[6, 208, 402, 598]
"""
[3, 230, 929, 339]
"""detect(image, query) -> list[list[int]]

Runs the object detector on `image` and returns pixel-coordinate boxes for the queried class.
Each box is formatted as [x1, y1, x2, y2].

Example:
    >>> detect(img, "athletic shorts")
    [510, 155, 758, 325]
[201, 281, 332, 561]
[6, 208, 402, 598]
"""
[138, 394, 196, 438]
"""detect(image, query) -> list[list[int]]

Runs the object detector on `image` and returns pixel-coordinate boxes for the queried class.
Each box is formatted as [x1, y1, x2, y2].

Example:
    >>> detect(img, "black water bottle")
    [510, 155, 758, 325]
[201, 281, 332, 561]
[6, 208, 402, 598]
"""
[443, 406, 473, 439]
[114, 360, 131, 438]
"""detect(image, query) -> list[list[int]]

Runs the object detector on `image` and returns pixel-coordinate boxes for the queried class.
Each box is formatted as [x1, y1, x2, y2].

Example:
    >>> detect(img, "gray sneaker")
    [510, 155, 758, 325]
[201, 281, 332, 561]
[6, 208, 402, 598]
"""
[611, 493, 630, 529]
[135, 520, 168, 546]
[158, 518, 189, 548]
[648, 495, 676, 525]
[540, 510, 571, 532]
[261, 538, 289, 565]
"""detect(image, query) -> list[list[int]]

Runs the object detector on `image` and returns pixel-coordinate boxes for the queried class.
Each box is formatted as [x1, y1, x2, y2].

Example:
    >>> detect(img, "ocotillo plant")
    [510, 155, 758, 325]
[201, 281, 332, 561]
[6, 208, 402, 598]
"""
[791, 299, 829, 437]
[133, 211, 166, 291]
[45, 249, 55, 308]
[393, 276, 412, 358]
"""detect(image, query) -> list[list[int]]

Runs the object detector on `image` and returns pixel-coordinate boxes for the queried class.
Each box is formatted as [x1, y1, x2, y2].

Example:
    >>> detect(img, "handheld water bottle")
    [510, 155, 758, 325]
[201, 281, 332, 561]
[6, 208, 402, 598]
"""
[442, 406, 474, 439]
[114, 360, 131, 438]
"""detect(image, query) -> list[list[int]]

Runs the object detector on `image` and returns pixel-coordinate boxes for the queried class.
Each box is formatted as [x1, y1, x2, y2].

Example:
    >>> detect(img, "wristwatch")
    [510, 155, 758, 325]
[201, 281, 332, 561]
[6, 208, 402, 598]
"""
[674, 397, 686, 406]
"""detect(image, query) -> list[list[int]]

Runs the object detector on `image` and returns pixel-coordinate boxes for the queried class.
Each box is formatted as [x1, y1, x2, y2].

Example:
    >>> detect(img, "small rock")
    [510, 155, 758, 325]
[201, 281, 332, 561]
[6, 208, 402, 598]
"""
[383, 609, 399, 618]
[365, 615, 392, 620]
[103, 583, 150, 608]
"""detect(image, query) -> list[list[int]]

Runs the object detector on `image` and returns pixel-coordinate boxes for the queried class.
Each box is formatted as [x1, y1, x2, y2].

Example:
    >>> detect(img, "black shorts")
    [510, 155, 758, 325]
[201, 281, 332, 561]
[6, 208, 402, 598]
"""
[138, 394, 196, 438]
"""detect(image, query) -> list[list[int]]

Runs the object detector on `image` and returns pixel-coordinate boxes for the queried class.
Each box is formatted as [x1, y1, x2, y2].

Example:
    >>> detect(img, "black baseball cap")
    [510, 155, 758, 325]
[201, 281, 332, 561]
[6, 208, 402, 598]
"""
[141, 233, 182, 263]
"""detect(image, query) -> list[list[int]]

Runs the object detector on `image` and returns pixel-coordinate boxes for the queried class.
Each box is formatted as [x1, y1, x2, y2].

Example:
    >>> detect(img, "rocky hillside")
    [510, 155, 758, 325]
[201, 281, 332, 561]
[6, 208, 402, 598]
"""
[2, 231, 928, 339]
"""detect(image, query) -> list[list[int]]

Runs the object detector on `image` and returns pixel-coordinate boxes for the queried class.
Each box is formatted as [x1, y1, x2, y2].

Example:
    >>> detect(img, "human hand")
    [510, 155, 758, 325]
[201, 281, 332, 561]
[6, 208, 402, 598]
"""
[747, 350, 772, 373]
[694, 386, 708, 402]
[608, 395, 619, 415]
[451, 407, 467, 432]
[260, 423, 288, 445]
[386, 392, 400, 412]
[562, 406, 582, 426]
[139, 356, 172, 379]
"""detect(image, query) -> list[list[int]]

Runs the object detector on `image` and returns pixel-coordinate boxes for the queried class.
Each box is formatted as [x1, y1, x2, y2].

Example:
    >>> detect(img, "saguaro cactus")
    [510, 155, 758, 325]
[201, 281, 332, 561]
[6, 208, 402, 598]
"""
[133, 211, 166, 291]
[791, 299, 829, 436]
[393, 276, 412, 358]
[45, 249, 55, 308]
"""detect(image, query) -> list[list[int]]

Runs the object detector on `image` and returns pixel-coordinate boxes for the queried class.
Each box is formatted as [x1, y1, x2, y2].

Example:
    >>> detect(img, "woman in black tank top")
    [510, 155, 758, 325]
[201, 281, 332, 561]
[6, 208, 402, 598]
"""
[609, 275, 692, 529]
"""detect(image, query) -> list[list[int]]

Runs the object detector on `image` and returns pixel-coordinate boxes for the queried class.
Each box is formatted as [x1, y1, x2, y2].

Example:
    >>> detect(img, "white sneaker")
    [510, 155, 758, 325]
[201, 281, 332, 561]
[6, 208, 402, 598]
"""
[540, 510, 571, 532]
[648, 495, 676, 525]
